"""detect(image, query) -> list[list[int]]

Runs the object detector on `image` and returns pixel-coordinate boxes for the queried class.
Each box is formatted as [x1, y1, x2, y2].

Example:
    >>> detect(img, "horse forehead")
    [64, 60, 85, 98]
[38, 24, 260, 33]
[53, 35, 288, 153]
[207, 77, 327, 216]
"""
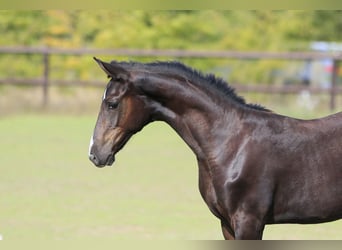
[102, 81, 115, 100]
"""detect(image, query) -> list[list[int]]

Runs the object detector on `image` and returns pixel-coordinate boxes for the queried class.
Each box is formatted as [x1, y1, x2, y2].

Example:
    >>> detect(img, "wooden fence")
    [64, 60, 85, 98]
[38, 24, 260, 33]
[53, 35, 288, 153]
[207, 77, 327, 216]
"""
[0, 46, 341, 110]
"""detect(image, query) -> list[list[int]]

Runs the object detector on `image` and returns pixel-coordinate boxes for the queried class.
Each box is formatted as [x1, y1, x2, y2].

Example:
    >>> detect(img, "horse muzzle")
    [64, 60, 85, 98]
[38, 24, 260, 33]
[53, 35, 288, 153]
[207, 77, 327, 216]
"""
[88, 128, 131, 168]
[88, 136, 116, 167]
[89, 152, 115, 167]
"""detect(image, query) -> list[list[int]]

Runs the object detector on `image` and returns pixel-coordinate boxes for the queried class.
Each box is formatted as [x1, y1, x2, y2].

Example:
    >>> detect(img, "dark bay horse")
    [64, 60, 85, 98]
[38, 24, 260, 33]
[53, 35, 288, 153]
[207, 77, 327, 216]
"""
[88, 58, 342, 239]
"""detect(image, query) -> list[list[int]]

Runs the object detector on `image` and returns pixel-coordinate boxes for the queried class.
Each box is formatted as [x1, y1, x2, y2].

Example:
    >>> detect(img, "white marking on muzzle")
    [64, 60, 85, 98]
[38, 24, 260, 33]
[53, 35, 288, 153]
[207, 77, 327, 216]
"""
[88, 136, 94, 157]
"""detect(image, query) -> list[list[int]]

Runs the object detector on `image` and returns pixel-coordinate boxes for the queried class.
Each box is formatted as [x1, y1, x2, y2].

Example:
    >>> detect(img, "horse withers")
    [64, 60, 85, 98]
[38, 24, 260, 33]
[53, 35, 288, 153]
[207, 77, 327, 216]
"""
[89, 58, 342, 239]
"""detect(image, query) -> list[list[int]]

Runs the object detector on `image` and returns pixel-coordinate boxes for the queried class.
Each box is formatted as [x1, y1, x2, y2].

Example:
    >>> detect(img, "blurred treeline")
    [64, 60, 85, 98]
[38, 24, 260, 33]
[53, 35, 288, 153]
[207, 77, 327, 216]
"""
[0, 10, 341, 84]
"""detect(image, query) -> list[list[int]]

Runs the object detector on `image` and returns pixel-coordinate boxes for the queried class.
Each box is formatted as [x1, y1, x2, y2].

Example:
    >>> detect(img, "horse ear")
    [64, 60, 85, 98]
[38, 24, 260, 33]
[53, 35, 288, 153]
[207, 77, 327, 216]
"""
[94, 57, 129, 81]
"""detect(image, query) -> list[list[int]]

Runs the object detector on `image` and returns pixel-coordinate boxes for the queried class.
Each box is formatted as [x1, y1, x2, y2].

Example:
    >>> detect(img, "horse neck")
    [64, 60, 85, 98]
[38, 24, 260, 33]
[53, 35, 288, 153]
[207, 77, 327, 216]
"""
[135, 74, 244, 161]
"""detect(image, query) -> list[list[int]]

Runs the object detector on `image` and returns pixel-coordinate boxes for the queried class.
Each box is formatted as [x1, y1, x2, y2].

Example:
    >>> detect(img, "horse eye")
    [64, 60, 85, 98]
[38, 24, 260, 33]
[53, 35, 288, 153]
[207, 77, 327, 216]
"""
[107, 102, 119, 110]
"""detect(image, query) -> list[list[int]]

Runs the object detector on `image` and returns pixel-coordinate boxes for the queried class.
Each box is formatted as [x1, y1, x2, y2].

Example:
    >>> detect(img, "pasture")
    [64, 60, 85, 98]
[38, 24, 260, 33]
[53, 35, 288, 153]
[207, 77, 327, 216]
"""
[1, 113, 341, 240]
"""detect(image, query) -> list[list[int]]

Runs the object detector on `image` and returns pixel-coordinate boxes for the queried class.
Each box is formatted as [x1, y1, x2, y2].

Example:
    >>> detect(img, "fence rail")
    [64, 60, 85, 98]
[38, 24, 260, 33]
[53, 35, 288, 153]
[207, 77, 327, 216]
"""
[1, 46, 342, 60]
[0, 46, 341, 109]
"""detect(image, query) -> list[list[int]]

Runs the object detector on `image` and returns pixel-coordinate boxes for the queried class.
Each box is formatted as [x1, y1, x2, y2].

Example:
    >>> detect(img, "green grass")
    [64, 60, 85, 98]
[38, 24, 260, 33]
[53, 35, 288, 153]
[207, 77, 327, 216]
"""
[0, 114, 341, 240]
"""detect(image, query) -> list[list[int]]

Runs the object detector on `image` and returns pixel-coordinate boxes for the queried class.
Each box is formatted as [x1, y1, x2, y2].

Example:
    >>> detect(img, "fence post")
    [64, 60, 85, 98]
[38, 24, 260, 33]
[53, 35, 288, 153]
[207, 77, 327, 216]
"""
[42, 50, 50, 107]
[330, 60, 339, 111]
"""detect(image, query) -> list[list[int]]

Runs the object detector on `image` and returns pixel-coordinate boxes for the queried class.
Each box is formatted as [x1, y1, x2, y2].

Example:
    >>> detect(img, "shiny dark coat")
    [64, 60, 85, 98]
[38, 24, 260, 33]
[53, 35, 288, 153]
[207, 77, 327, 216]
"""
[89, 58, 342, 239]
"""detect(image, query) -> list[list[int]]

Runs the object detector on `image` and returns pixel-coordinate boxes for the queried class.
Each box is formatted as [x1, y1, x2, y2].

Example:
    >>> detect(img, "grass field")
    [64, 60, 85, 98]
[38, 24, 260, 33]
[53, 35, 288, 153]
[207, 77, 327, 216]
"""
[1, 112, 341, 240]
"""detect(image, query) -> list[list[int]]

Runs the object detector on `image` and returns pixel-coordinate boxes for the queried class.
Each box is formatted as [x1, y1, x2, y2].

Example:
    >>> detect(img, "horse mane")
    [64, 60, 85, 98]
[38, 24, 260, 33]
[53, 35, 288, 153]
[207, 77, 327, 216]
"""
[113, 60, 270, 112]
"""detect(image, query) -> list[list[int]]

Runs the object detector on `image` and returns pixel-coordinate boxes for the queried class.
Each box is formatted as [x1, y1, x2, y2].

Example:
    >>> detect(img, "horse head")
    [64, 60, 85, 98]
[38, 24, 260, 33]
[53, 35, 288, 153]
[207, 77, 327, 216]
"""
[89, 58, 151, 167]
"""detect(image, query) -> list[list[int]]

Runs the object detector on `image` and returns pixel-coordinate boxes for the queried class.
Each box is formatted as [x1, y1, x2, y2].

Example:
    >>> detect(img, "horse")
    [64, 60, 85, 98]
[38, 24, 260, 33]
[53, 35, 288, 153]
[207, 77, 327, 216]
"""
[88, 57, 342, 240]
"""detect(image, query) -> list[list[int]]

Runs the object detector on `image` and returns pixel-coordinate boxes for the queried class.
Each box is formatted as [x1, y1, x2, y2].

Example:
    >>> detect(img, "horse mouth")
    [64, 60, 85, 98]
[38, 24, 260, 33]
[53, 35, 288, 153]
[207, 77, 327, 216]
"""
[105, 154, 115, 166]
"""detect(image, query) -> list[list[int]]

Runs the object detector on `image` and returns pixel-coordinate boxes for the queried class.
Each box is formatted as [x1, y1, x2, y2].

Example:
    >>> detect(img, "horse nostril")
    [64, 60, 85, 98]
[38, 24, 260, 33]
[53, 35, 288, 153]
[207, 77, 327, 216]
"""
[89, 153, 97, 164]
[89, 153, 106, 167]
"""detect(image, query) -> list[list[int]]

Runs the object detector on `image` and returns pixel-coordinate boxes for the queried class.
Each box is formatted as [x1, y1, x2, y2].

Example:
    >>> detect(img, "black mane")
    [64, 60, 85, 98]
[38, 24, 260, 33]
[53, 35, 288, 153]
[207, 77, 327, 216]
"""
[114, 60, 269, 112]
